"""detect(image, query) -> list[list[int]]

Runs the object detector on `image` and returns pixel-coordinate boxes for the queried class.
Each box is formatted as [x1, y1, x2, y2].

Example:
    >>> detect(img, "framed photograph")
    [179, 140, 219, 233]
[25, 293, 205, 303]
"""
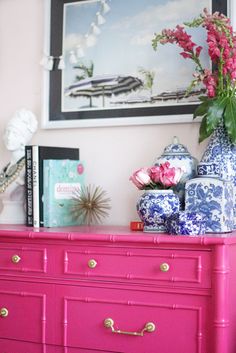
[42, 0, 229, 129]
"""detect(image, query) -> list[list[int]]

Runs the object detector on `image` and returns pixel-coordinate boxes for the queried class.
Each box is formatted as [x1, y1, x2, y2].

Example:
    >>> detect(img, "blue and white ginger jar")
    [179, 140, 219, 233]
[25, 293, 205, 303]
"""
[185, 177, 234, 233]
[155, 136, 198, 208]
[137, 189, 180, 233]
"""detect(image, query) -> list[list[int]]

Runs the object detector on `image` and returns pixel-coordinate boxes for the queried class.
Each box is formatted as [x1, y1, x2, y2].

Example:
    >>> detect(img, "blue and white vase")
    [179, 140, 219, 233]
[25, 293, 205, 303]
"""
[155, 136, 198, 208]
[185, 177, 234, 233]
[199, 122, 236, 227]
[136, 189, 180, 233]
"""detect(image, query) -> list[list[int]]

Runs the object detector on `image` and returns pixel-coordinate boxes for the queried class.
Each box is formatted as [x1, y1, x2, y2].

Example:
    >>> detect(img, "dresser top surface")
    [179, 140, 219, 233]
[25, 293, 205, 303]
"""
[0, 224, 235, 245]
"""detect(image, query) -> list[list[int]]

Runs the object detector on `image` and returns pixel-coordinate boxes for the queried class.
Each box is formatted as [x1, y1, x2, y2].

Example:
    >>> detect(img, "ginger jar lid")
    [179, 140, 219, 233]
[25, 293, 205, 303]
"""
[162, 136, 191, 156]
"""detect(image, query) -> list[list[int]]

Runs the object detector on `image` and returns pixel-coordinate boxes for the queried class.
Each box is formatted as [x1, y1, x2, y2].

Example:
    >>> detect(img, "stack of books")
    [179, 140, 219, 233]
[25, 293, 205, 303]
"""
[25, 145, 83, 227]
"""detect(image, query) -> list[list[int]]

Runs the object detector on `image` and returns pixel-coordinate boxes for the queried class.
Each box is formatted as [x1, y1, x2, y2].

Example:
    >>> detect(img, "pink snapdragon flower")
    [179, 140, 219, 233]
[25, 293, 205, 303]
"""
[160, 25, 200, 62]
[152, 8, 236, 99]
[203, 69, 218, 97]
[152, 8, 236, 144]
[196, 46, 203, 57]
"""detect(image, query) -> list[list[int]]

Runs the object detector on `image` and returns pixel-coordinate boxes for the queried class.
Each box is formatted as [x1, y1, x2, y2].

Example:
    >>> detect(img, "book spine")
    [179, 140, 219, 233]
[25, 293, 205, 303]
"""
[32, 145, 40, 227]
[25, 146, 33, 226]
[43, 160, 50, 227]
[39, 157, 45, 227]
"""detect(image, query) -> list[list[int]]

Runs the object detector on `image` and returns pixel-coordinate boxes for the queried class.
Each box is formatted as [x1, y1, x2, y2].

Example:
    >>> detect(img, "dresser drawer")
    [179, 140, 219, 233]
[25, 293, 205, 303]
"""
[0, 280, 55, 344]
[0, 244, 49, 276]
[0, 339, 55, 353]
[0, 339, 120, 353]
[67, 348, 122, 353]
[56, 347, 120, 353]
[56, 284, 210, 353]
[62, 246, 211, 288]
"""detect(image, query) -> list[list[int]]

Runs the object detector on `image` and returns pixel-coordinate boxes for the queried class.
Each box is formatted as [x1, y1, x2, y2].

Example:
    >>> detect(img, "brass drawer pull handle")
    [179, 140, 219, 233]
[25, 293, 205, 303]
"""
[12, 255, 21, 263]
[160, 262, 169, 272]
[88, 259, 97, 269]
[0, 308, 8, 318]
[104, 318, 155, 336]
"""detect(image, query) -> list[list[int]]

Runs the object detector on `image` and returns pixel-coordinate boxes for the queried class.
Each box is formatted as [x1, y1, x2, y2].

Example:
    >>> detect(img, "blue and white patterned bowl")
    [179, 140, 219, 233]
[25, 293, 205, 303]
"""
[166, 211, 206, 236]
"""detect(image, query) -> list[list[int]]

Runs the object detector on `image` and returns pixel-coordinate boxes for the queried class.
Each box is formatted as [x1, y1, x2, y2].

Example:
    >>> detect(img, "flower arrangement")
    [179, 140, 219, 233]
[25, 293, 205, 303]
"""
[130, 162, 184, 190]
[152, 8, 236, 144]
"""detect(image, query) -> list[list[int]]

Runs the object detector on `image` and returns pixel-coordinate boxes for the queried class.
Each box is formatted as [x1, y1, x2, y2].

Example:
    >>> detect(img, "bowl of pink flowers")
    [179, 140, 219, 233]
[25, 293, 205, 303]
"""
[130, 162, 184, 232]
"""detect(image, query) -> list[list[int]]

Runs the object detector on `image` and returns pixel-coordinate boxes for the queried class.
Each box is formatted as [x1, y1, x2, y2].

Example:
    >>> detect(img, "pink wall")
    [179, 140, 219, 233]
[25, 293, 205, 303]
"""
[0, 0, 207, 225]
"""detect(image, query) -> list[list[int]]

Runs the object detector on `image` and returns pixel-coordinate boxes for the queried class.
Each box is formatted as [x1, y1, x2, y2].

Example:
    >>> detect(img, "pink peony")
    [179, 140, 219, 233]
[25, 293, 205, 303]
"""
[130, 162, 184, 190]
[172, 167, 185, 184]
[149, 165, 161, 183]
[129, 168, 151, 190]
[159, 169, 176, 187]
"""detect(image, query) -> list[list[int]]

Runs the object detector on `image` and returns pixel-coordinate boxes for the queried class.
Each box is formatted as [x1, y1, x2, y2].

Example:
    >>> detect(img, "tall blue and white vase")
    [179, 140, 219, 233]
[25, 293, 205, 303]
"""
[136, 189, 180, 233]
[199, 122, 236, 227]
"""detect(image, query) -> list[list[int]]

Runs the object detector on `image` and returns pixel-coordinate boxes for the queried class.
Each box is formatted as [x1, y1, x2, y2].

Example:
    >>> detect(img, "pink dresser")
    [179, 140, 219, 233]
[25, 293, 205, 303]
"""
[0, 225, 236, 353]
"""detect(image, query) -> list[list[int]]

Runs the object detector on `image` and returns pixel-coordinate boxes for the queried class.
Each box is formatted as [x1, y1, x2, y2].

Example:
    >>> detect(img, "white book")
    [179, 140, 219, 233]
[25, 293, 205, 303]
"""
[32, 145, 40, 227]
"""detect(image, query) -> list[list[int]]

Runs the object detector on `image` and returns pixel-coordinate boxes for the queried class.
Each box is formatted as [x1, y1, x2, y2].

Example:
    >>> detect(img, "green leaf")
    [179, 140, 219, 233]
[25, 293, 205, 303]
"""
[197, 97, 228, 143]
[199, 116, 213, 143]
[198, 95, 208, 102]
[193, 100, 211, 119]
[194, 96, 227, 120]
[224, 97, 236, 145]
[204, 97, 227, 132]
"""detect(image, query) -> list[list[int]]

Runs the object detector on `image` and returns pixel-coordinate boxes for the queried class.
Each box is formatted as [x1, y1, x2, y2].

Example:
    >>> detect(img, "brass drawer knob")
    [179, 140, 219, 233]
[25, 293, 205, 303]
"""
[88, 259, 97, 269]
[160, 262, 170, 272]
[145, 322, 156, 333]
[0, 308, 8, 317]
[12, 255, 21, 263]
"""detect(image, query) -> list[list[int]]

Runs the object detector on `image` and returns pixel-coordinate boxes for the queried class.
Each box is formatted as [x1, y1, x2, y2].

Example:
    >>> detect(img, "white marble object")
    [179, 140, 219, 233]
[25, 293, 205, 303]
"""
[0, 109, 38, 224]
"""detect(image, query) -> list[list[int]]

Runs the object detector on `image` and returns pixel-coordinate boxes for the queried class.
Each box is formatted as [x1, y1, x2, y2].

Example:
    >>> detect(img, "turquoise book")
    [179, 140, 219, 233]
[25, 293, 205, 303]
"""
[43, 159, 84, 227]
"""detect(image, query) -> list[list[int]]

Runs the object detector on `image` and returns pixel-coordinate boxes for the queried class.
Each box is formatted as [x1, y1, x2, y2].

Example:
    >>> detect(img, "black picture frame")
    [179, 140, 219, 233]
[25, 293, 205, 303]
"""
[42, 0, 228, 129]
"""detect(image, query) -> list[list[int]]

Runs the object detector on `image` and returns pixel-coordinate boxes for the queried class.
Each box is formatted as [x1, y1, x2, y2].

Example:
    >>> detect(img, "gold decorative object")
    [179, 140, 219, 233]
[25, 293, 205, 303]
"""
[12, 255, 21, 263]
[88, 259, 97, 269]
[104, 318, 156, 336]
[160, 263, 170, 272]
[71, 184, 111, 225]
[0, 308, 9, 317]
